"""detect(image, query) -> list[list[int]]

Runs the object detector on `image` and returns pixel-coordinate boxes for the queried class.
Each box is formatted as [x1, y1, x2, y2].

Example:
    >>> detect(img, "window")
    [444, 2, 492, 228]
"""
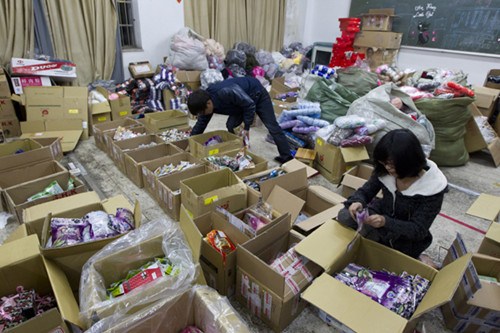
[117, 0, 138, 49]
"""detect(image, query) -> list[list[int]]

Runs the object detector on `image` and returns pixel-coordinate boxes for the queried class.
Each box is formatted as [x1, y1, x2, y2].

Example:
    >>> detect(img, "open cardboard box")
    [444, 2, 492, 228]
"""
[473, 86, 499, 118]
[0, 160, 67, 190]
[464, 104, 500, 167]
[123, 143, 183, 188]
[188, 130, 243, 158]
[314, 136, 370, 184]
[270, 77, 299, 102]
[484, 69, 500, 90]
[96, 86, 131, 121]
[236, 216, 322, 332]
[21, 119, 84, 152]
[0, 137, 62, 173]
[4, 172, 86, 223]
[295, 219, 478, 333]
[205, 148, 269, 179]
[103, 126, 148, 156]
[339, 163, 374, 198]
[180, 168, 248, 219]
[0, 235, 70, 333]
[110, 134, 165, 173]
[175, 70, 201, 90]
[144, 109, 188, 132]
[141, 152, 202, 200]
[92, 117, 142, 151]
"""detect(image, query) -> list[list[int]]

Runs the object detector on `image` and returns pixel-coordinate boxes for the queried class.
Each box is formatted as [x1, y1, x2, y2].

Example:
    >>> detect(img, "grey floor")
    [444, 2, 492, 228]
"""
[1, 114, 499, 333]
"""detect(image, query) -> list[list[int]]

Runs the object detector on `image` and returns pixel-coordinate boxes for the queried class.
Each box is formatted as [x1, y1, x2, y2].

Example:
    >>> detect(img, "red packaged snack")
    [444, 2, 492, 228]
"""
[205, 230, 236, 262]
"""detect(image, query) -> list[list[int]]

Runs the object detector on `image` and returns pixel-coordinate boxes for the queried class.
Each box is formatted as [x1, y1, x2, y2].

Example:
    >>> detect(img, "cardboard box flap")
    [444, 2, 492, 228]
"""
[442, 233, 469, 267]
[473, 86, 499, 109]
[12, 308, 67, 333]
[466, 193, 500, 221]
[413, 254, 473, 318]
[0, 234, 39, 267]
[283, 158, 317, 178]
[295, 219, 355, 271]
[180, 205, 203, 259]
[301, 273, 408, 333]
[340, 146, 370, 163]
[308, 185, 346, 204]
[467, 254, 500, 311]
[260, 167, 308, 200]
[484, 222, 500, 245]
[22, 130, 82, 152]
[101, 195, 141, 227]
[43, 257, 83, 328]
[266, 185, 305, 223]
[3, 223, 28, 243]
[295, 204, 344, 233]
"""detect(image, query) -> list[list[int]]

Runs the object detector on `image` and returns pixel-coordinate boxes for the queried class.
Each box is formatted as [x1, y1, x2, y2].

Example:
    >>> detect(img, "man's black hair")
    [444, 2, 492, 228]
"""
[187, 89, 211, 116]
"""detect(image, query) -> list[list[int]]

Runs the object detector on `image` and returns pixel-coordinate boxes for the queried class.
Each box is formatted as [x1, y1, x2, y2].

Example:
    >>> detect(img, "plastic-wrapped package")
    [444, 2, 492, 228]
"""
[296, 116, 329, 128]
[86, 285, 250, 333]
[233, 42, 256, 56]
[314, 124, 337, 141]
[226, 64, 247, 78]
[328, 127, 353, 146]
[292, 125, 319, 134]
[279, 119, 304, 130]
[255, 50, 274, 66]
[340, 134, 373, 147]
[204, 39, 225, 59]
[251, 66, 265, 78]
[79, 219, 198, 328]
[200, 69, 224, 89]
[225, 49, 246, 68]
[168, 28, 208, 70]
[262, 63, 279, 79]
[334, 115, 366, 129]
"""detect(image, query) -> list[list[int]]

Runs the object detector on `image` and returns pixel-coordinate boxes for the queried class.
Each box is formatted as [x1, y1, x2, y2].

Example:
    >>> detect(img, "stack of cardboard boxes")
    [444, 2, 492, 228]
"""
[0, 68, 20, 138]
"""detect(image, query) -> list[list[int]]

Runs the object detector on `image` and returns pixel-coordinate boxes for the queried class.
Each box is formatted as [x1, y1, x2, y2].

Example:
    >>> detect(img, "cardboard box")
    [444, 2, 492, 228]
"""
[464, 104, 500, 166]
[4, 172, 87, 222]
[20, 119, 84, 152]
[0, 67, 11, 98]
[0, 160, 66, 191]
[314, 137, 370, 183]
[92, 117, 141, 151]
[0, 235, 70, 333]
[295, 220, 471, 333]
[128, 61, 155, 79]
[354, 30, 403, 49]
[473, 86, 499, 118]
[484, 69, 500, 90]
[440, 235, 500, 333]
[124, 143, 183, 188]
[141, 152, 202, 199]
[466, 193, 500, 222]
[103, 126, 148, 156]
[157, 164, 211, 221]
[0, 137, 63, 173]
[103, 286, 251, 333]
[360, 8, 395, 31]
[11, 76, 52, 94]
[272, 100, 296, 116]
[236, 219, 322, 332]
[0, 116, 20, 137]
[175, 70, 201, 90]
[293, 205, 344, 236]
[96, 86, 131, 120]
[340, 163, 375, 198]
[189, 130, 243, 158]
[478, 222, 500, 257]
[0, 97, 17, 119]
[11, 57, 77, 80]
[144, 110, 188, 132]
[89, 99, 112, 134]
[180, 168, 248, 218]
[270, 77, 300, 101]
[39, 195, 141, 290]
[353, 46, 399, 70]
[205, 148, 269, 179]
[179, 206, 253, 295]
[111, 134, 165, 172]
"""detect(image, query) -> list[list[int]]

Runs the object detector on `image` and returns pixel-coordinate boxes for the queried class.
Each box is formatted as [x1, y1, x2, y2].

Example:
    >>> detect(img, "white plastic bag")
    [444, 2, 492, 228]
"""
[168, 28, 208, 70]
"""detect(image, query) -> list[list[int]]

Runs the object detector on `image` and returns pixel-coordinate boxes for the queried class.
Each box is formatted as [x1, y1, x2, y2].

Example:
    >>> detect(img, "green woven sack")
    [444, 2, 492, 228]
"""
[336, 67, 379, 96]
[415, 97, 473, 166]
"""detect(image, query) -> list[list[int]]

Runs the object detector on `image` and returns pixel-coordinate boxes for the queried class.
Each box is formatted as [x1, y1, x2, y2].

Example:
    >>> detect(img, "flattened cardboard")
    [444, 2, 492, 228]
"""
[478, 222, 500, 257]
[466, 193, 500, 221]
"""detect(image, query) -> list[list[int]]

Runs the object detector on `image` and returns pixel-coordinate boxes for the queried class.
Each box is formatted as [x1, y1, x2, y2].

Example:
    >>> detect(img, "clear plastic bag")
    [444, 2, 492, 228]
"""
[200, 69, 224, 89]
[79, 219, 198, 328]
[168, 28, 208, 70]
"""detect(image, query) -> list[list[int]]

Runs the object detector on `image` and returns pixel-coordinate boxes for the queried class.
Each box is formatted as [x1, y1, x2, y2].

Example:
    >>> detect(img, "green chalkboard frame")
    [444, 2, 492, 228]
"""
[349, 1, 500, 55]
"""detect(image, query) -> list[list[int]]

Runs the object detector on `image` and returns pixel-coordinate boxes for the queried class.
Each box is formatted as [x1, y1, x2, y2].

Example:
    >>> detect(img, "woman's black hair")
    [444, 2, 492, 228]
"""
[187, 89, 211, 116]
[373, 129, 427, 178]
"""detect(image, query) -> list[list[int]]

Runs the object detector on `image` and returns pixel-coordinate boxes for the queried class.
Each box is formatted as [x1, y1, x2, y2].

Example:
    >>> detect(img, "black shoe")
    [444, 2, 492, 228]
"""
[274, 155, 293, 164]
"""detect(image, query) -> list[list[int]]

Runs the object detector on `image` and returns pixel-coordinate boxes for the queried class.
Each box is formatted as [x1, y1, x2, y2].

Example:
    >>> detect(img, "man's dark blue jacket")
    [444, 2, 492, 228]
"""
[191, 77, 265, 135]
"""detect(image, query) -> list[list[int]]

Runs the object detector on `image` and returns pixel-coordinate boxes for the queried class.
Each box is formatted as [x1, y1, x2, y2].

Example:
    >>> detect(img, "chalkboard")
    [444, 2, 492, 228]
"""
[349, 0, 500, 55]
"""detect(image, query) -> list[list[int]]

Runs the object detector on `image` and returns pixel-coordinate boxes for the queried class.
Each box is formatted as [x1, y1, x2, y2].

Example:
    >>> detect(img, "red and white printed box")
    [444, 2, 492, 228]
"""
[11, 58, 77, 80]
[11, 76, 52, 94]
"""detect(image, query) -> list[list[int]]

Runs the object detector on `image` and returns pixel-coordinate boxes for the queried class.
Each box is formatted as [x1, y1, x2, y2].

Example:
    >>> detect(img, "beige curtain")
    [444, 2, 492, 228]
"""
[43, 0, 117, 85]
[0, 0, 34, 68]
[184, 0, 285, 51]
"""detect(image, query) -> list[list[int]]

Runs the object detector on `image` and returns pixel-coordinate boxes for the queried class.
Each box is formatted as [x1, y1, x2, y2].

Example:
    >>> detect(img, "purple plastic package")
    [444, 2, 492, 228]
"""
[109, 208, 135, 233]
[84, 211, 118, 240]
[49, 218, 89, 248]
[355, 208, 369, 232]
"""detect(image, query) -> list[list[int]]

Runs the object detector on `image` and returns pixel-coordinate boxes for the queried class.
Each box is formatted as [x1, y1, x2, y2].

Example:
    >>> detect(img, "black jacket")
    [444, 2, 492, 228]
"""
[191, 77, 265, 135]
[344, 159, 448, 258]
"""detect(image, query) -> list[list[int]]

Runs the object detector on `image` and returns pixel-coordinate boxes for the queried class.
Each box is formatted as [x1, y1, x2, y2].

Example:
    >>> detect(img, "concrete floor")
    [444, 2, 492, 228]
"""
[1, 113, 499, 332]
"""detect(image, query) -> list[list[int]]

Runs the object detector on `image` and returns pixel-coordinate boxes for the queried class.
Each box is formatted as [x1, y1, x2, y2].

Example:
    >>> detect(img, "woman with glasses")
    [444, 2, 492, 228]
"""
[337, 129, 448, 264]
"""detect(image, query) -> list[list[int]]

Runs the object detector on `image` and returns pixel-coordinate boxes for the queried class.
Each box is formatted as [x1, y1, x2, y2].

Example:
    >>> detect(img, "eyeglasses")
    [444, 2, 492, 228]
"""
[379, 160, 395, 170]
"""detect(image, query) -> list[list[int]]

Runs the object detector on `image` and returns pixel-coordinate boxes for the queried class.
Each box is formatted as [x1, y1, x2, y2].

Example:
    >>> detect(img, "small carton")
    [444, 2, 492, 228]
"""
[484, 69, 500, 90]
[11, 76, 52, 95]
[111, 134, 165, 172]
[4, 172, 87, 222]
[464, 104, 500, 167]
[92, 117, 141, 151]
[340, 163, 375, 198]
[20, 119, 84, 152]
[360, 8, 396, 31]
[144, 110, 188, 132]
[295, 220, 472, 333]
[478, 222, 500, 257]
[96, 86, 132, 121]
[128, 61, 155, 79]
[179, 206, 252, 296]
[314, 136, 370, 184]
[189, 130, 243, 158]
[11, 57, 77, 80]
[39, 195, 141, 290]
[180, 168, 248, 218]
[353, 30, 403, 49]
[473, 86, 499, 118]
[123, 143, 183, 188]
[175, 70, 201, 90]
[0, 138, 63, 172]
[205, 148, 269, 179]
[0, 116, 21, 138]
[157, 164, 211, 221]
[90, 98, 112, 135]
[0, 235, 70, 333]
[353, 46, 399, 70]
[141, 152, 202, 200]
[103, 126, 148, 156]
[236, 219, 322, 332]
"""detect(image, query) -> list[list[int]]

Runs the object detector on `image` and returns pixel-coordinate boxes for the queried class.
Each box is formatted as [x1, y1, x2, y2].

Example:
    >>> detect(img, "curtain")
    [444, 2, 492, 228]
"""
[0, 0, 34, 68]
[184, 0, 285, 52]
[43, 1, 117, 85]
[33, 0, 54, 57]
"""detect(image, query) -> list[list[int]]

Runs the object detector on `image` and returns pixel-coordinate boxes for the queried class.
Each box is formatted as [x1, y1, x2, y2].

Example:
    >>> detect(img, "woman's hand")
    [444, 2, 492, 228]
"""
[348, 202, 363, 219]
[364, 214, 386, 228]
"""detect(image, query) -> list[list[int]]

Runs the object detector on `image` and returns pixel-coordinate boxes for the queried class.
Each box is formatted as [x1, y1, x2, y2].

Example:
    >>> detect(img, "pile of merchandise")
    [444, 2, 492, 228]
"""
[26, 179, 75, 202]
[243, 169, 287, 192]
[153, 161, 197, 177]
[205, 150, 255, 172]
[204, 230, 236, 262]
[113, 126, 146, 141]
[157, 128, 191, 143]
